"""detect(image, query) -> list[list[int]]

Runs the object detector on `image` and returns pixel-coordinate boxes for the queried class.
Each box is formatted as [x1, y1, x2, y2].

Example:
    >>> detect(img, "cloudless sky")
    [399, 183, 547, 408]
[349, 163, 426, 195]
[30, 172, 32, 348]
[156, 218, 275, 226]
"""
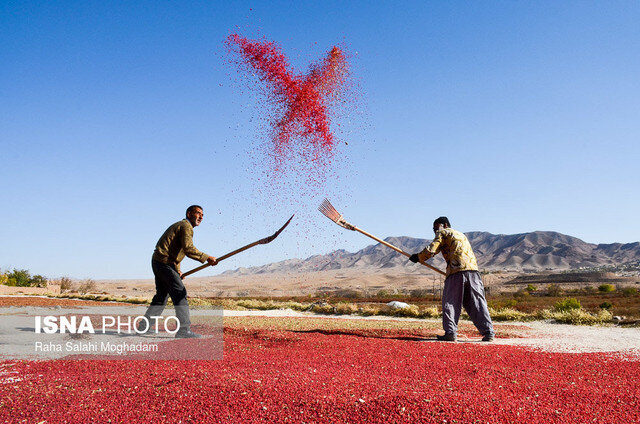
[2, 1, 639, 279]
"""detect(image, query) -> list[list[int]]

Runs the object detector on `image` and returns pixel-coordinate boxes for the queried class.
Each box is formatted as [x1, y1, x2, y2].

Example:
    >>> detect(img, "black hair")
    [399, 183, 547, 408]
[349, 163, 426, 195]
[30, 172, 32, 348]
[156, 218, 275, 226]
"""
[186, 205, 203, 217]
[433, 216, 451, 228]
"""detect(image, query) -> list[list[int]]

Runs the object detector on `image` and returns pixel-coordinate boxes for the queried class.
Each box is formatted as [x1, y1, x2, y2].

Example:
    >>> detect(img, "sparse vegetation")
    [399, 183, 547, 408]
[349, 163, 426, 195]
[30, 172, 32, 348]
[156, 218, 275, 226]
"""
[331, 289, 364, 299]
[598, 284, 616, 293]
[29, 291, 624, 325]
[488, 298, 517, 310]
[599, 301, 613, 310]
[58, 276, 74, 293]
[554, 298, 581, 312]
[309, 303, 335, 314]
[546, 284, 563, 296]
[489, 307, 531, 322]
[409, 289, 431, 298]
[334, 302, 359, 315]
[375, 289, 394, 298]
[77, 279, 97, 294]
[54, 293, 148, 304]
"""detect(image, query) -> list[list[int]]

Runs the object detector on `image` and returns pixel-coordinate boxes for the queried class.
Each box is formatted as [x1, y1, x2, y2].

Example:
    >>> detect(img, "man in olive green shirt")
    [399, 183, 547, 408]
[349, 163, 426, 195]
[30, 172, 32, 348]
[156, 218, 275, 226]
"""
[409, 216, 494, 342]
[141, 205, 217, 338]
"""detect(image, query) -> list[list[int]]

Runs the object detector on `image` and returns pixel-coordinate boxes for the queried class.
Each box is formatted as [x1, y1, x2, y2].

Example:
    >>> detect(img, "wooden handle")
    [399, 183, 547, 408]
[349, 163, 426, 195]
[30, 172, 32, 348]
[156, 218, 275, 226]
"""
[181, 214, 295, 279]
[354, 227, 447, 276]
[181, 263, 210, 278]
[181, 240, 263, 278]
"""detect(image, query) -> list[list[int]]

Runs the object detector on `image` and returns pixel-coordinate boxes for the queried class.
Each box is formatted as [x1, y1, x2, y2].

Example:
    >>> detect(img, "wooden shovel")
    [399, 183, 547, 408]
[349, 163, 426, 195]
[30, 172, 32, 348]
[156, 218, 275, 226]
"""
[181, 214, 294, 278]
[318, 199, 446, 276]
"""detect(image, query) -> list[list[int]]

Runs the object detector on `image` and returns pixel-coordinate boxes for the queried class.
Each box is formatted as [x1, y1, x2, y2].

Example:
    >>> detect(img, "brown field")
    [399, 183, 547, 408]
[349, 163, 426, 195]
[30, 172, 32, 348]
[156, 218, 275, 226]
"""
[92, 269, 522, 298]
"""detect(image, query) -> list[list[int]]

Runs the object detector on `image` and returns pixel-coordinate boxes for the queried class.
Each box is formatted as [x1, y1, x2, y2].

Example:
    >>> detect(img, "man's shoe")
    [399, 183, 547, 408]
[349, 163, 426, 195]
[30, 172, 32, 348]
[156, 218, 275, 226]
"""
[482, 334, 495, 342]
[175, 330, 202, 339]
[436, 334, 457, 342]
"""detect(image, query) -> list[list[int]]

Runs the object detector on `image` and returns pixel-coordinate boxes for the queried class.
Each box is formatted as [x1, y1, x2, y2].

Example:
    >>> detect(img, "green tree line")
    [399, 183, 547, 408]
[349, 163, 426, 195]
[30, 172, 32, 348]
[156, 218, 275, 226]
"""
[0, 269, 47, 287]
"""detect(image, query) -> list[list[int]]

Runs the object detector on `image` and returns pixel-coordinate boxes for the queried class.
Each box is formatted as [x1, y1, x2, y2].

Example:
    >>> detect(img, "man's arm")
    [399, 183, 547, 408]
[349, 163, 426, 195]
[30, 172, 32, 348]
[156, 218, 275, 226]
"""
[179, 224, 218, 278]
[180, 224, 210, 263]
[410, 231, 444, 263]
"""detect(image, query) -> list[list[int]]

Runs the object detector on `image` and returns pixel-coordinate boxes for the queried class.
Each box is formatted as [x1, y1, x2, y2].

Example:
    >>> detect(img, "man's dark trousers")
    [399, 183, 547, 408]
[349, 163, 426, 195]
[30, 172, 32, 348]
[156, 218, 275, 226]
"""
[442, 270, 494, 337]
[143, 259, 191, 332]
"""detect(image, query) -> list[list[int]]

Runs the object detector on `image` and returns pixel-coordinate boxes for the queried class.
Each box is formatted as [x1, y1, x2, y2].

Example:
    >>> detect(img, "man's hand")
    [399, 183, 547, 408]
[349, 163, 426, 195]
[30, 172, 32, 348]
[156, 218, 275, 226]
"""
[409, 253, 420, 263]
[207, 256, 218, 266]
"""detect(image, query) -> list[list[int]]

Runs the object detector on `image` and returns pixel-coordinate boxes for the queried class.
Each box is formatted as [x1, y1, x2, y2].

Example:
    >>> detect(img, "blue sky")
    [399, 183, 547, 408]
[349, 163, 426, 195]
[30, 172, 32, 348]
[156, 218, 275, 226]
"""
[2, 1, 639, 279]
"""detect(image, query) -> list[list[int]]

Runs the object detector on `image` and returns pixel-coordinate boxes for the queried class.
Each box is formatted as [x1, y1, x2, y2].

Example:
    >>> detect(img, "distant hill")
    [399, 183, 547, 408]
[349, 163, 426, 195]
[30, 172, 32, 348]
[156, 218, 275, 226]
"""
[223, 231, 640, 276]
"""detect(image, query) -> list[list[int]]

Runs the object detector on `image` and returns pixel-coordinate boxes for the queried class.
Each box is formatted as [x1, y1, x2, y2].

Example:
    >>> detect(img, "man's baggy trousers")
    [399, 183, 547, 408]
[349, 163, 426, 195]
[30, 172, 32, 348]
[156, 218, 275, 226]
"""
[143, 259, 191, 332]
[442, 270, 494, 337]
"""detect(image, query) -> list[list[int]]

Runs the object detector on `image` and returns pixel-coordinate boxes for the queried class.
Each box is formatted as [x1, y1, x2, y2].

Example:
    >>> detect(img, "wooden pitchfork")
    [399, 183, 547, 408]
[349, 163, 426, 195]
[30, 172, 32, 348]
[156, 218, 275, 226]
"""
[181, 214, 295, 278]
[318, 199, 446, 276]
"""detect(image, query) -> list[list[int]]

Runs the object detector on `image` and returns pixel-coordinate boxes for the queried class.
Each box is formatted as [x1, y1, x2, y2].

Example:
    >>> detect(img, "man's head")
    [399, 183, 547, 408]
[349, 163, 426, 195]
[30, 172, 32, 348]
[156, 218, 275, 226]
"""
[433, 216, 450, 233]
[186, 205, 204, 227]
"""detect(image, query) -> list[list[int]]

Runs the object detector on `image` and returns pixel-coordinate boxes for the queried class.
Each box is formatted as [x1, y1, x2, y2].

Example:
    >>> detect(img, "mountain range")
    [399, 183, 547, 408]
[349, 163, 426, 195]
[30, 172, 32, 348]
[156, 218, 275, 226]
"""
[223, 231, 640, 276]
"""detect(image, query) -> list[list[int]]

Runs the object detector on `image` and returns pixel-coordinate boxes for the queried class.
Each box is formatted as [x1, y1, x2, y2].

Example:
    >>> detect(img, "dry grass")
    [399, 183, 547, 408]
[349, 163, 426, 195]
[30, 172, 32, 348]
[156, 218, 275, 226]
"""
[53, 293, 149, 304]
[550, 308, 613, 325]
[77, 279, 97, 294]
[489, 307, 532, 322]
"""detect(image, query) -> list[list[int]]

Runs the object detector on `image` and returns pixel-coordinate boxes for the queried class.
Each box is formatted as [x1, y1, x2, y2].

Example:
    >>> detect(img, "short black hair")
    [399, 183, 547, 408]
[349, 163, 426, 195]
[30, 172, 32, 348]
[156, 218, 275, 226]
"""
[186, 205, 203, 217]
[433, 216, 451, 228]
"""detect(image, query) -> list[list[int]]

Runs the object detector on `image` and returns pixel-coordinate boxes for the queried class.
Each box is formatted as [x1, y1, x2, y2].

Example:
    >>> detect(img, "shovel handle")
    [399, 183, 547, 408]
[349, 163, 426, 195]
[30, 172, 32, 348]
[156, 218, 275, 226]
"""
[354, 227, 447, 276]
[181, 214, 295, 279]
[181, 241, 261, 279]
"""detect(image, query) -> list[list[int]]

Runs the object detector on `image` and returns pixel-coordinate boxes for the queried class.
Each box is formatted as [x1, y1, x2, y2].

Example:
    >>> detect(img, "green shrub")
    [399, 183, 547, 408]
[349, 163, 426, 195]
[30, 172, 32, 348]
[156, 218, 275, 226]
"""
[1, 269, 48, 287]
[7, 269, 31, 287]
[622, 287, 638, 296]
[554, 297, 581, 312]
[514, 289, 530, 299]
[599, 301, 613, 310]
[526, 284, 537, 293]
[30, 275, 47, 288]
[598, 284, 615, 293]
[504, 299, 518, 308]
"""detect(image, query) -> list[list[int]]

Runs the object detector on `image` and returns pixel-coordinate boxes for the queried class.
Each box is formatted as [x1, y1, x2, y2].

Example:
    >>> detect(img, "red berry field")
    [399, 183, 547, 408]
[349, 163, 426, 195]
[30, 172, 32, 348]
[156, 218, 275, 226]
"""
[1, 316, 638, 423]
